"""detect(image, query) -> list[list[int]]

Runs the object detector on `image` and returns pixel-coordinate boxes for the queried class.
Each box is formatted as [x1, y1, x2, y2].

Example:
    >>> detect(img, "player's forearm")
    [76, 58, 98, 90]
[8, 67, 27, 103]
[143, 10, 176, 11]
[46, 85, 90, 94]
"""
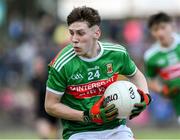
[45, 91, 84, 122]
[45, 102, 84, 122]
[147, 78, 162, 93]
[128, 69, 149, 94]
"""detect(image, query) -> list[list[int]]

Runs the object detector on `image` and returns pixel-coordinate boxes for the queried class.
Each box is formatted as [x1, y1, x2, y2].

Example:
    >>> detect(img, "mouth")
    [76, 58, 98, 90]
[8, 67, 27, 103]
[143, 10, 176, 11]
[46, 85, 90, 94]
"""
[73, 46, 81, 52]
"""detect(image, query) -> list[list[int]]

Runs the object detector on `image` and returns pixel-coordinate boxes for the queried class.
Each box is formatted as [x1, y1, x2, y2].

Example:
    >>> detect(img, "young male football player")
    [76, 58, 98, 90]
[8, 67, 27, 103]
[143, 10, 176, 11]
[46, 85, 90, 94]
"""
[144, 12, 180, 124]
[45, 6, 151, 139]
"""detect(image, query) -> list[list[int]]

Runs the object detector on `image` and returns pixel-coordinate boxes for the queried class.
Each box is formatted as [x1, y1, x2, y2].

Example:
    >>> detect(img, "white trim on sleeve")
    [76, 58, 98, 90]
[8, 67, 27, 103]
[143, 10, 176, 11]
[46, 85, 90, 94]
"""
[126, 67, 137, 77]
[46, 87, 64, 95]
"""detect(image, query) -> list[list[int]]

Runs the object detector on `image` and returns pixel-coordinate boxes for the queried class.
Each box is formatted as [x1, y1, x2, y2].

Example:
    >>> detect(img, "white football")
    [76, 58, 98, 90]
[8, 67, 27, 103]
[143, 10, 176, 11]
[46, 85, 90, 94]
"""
[104, 81, 141, 119]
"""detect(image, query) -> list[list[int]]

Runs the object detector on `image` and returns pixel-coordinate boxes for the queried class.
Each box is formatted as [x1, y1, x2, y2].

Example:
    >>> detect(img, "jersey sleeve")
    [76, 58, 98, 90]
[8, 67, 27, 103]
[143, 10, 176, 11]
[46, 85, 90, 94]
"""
[144, 59, 157, 78]
[121, 51, 137, 76]
[46, 65, 66, 95]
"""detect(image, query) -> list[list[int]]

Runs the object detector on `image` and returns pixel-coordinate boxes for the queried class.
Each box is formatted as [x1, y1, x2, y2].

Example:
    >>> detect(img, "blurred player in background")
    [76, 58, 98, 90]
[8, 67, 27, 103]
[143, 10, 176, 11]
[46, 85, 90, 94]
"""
[30, 56, 58, 139]
[45, 6, 151, 140]
[144, 12, 180, 124]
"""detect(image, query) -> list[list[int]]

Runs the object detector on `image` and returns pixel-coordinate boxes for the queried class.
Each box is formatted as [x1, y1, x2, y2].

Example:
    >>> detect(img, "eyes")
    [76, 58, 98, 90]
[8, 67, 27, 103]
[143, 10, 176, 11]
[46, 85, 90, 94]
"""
[151, 23, 171, 32]
[69, 30, 86, 37]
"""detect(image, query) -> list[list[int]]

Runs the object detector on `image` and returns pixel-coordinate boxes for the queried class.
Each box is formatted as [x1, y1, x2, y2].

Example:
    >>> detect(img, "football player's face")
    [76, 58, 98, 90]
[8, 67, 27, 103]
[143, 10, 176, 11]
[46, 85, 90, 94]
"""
[68, 21, 100, 57]
[150, 22, 173, 46]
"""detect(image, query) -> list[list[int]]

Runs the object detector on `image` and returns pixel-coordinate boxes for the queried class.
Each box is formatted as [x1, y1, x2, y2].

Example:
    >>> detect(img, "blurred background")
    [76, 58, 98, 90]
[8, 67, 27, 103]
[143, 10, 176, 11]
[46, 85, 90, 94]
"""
[0, 0, 180, 139]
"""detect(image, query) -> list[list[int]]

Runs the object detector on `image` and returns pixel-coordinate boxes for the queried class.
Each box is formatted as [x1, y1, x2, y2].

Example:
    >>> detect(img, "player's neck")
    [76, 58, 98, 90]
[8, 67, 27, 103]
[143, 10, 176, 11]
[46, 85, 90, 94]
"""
[84, 42, 100, 58]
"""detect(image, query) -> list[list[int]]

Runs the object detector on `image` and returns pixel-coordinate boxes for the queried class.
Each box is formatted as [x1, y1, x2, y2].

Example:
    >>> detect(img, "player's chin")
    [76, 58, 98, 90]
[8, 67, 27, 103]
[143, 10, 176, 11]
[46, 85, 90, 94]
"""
[74, 50, 83, 56]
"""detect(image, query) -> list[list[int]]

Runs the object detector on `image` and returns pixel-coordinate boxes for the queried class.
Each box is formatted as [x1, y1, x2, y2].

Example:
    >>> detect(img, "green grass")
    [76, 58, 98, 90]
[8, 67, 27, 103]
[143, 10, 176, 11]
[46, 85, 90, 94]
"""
[134, 128, 180, 139]
[0, 129, 38, 139]
[0, 127, 180, 139]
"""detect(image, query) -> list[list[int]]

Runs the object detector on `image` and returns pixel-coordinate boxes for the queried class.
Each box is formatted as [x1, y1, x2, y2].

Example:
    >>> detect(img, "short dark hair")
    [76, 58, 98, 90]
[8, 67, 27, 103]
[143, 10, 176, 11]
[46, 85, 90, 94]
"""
[67, 6, 101, 27]
[148, 12, 172, 29]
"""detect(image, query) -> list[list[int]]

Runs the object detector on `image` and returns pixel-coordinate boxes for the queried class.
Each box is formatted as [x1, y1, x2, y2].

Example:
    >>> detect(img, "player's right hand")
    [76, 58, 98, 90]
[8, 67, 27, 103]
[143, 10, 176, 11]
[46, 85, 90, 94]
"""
[129, 89, 151, 120]
[83, 96, 118, 124]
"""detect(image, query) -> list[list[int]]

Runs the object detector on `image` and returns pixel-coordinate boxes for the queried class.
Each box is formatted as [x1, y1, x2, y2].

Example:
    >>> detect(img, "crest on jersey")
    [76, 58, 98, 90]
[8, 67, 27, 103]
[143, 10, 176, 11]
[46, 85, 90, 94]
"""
[106, 63, 113, 74]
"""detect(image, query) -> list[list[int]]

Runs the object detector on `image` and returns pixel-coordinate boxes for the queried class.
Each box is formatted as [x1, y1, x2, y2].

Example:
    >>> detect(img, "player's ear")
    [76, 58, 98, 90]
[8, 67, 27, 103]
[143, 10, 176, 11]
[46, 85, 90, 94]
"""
[92, 25, 101, 39]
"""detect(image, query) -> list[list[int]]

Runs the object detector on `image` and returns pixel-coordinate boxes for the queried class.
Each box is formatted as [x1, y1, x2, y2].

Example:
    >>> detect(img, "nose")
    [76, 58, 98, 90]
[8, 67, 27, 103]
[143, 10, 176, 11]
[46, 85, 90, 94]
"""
[155, 29, 165, 37]
[71, 34, 79, 44]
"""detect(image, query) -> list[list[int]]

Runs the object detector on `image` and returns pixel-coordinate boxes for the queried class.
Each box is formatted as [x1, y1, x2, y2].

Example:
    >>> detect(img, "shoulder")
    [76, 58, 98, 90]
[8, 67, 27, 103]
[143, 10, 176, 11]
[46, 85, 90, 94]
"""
[100, 41, 127, 54]
[174, 33, 180, 41]
[173, 33, 180, 46]
[144, 43, 160, 62]
[49, 44, 76, 72]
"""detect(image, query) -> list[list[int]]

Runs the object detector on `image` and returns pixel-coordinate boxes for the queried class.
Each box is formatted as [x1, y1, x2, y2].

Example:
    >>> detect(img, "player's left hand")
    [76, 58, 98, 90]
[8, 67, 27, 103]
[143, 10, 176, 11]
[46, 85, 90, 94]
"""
[129, 89, 151, 120]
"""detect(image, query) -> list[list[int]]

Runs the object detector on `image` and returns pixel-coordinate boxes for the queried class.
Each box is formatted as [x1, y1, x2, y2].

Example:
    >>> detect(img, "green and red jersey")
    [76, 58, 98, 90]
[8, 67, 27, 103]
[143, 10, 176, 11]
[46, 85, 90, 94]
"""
[144, 33, 180, 89]
[47, 41, 137, 139]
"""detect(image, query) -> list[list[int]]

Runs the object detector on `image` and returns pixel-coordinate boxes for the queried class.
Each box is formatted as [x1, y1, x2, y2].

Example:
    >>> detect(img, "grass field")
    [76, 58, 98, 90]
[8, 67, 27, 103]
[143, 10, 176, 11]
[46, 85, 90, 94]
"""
[134, 128, 180, 139]
[0, 127, 180, 139]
